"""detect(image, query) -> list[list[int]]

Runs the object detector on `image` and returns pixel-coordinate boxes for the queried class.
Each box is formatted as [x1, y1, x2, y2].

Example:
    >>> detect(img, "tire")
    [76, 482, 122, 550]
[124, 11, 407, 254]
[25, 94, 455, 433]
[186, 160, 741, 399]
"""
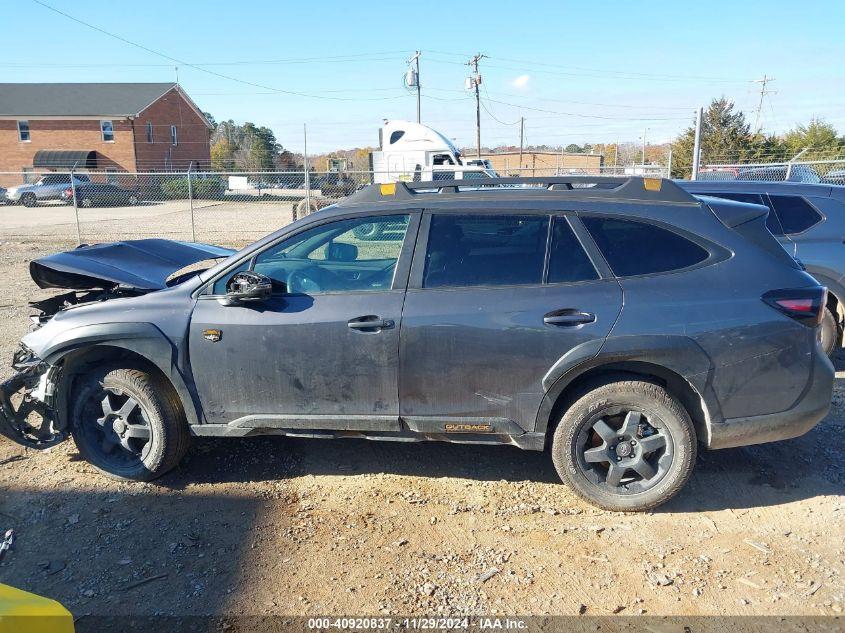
[128, 194, 140, 205]
[21, 193, 36, 207]
[70, 366, 190, 482]
[819, 306, 840, 359]
[81, 197, 93, 208]
[551, 378, 696, 512]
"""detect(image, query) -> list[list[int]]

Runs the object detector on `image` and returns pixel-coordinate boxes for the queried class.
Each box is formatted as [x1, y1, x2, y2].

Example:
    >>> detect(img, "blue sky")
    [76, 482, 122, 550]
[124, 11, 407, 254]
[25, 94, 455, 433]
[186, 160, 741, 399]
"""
[5, 0, 844, 153]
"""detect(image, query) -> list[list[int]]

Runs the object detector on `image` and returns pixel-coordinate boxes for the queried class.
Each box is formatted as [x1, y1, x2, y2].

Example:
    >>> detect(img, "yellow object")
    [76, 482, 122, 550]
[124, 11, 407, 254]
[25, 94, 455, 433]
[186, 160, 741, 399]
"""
[379, 183, 397, 196]
[0, 584, 74, 633]
[643, 178, 662, 192]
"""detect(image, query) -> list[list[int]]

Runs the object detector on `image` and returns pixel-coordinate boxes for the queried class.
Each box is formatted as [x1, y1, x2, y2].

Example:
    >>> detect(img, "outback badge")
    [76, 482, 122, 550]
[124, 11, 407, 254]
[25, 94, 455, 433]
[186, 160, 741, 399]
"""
[203, 329, 222, 343]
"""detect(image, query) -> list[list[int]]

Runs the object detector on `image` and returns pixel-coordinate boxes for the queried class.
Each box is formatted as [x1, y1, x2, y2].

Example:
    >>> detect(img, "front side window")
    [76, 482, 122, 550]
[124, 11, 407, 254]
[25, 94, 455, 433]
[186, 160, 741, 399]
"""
[101, 120, 114, 142]
[170, 125, 178, 146]
[768, 195, 822, 235]
[548, 217, 599, 283]
[582, 216, 709, 277]
[423, 214, 548, 288]
[17, 120, 30, 142]
[249, 215, 410, 295]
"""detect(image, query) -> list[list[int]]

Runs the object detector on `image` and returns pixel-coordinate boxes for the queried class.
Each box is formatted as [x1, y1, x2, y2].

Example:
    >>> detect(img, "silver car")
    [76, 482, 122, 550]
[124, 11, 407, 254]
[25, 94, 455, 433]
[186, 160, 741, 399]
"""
[6, 173, 91, 207]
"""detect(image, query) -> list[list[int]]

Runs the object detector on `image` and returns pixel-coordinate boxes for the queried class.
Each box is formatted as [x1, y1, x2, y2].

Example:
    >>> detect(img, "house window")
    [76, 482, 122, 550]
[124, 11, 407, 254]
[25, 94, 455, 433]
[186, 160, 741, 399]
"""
[17, 121, 30, 142]
[170, 125, 178, 146]
[101, 120, 114, 142]
[146, 122, 153, 144]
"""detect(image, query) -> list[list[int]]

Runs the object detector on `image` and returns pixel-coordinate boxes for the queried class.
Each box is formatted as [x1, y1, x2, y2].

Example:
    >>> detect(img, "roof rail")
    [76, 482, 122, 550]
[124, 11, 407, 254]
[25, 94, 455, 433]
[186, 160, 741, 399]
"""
[341, 176, 698, 206]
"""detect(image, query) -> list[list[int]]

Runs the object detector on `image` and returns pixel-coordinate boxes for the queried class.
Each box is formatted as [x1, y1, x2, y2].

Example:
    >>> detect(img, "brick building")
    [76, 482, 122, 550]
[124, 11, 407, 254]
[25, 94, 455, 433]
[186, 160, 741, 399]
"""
[0, 83, 212, 184]
[474, 151, 604, 176]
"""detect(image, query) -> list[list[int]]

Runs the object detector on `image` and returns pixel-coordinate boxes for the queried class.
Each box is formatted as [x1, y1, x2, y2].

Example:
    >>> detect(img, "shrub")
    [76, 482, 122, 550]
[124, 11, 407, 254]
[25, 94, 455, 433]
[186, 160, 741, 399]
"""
[160, 176, 225, 200]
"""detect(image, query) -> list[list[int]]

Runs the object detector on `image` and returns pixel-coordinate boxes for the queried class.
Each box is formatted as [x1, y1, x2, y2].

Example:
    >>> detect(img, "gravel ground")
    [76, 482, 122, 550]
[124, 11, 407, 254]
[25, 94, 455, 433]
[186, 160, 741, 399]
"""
[0, 239, 843, 620]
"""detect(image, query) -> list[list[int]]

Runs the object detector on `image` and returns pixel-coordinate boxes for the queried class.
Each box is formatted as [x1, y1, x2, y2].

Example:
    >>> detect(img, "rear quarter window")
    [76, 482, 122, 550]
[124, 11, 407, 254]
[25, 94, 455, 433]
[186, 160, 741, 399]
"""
[768, 195, 823, 234]
[581, 216, 709, 277]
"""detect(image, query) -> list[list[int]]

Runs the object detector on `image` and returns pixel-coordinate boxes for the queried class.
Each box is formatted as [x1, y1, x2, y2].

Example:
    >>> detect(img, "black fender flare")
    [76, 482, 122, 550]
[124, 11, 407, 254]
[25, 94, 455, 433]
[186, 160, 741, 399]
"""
[38, 322, 202, 427]
[534, 334, 723, 443]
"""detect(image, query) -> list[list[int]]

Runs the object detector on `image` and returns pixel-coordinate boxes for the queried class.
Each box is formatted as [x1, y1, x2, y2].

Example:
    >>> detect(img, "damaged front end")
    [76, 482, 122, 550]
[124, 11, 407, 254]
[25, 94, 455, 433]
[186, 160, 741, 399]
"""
[0, 346, 66, 449]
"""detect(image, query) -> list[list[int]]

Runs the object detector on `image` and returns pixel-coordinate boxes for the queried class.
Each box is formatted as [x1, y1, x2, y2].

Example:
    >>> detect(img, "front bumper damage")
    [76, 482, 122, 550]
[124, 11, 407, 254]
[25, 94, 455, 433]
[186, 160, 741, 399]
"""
[0, 347, 66, 449]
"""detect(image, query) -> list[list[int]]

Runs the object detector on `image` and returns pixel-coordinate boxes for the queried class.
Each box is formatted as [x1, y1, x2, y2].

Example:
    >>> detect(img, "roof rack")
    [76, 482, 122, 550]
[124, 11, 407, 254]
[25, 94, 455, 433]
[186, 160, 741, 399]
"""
[340, 176, 697, 206]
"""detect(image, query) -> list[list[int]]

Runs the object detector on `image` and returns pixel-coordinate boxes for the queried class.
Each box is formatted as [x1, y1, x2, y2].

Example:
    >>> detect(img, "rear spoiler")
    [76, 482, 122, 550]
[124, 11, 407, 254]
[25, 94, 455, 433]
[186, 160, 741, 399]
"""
[697, 195, 800, 269]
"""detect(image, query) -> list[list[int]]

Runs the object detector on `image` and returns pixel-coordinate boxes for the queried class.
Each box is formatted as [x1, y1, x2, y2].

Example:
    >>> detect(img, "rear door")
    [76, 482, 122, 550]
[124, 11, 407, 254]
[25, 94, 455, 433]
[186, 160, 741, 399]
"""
[398, 211, 623, 435]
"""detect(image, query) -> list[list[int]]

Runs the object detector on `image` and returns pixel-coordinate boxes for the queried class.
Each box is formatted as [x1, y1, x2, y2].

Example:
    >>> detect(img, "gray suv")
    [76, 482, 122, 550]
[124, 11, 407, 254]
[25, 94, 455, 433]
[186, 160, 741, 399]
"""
[0, 177, 834, 511]
[6, 173, 91, 206]
[678, 180, 845, 357]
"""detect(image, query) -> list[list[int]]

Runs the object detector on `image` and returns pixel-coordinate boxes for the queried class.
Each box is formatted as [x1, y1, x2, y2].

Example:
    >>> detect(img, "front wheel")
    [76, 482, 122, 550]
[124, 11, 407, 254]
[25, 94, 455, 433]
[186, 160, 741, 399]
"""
[551, 378, 696, 512]
[20, 193, 36, 207]
[70, 366, 189, 481]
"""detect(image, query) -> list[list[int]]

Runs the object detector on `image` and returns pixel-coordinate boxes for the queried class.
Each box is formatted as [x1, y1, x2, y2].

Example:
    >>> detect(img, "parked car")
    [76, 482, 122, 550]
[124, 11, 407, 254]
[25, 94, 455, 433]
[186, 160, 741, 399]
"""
[5, 173, 91, 206]
[820, 169, 845, 186]
[60, 183, 141, 207]
[678, 180, 845, 357]
[0, 177, 833, 512]
[697, 164, 821, 183]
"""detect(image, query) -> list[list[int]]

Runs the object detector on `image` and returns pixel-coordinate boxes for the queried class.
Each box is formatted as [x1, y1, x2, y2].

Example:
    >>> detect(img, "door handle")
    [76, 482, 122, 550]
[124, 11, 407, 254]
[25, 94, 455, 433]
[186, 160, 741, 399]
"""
[347, 316, 395, 331]
[543, 310, 596, 326]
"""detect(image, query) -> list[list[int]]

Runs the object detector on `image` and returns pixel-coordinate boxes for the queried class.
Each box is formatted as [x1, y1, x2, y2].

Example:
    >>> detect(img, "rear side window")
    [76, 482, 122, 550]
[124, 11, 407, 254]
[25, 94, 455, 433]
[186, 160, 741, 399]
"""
[423, 214, 548, 288]
[582, 217, 709, 277]
[548, 217, 599, 283]
[768, 195, 822, 234]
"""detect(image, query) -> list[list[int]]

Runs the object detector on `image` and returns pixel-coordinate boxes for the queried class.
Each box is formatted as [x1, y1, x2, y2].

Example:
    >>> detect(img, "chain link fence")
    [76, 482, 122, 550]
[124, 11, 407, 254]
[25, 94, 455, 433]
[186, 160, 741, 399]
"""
[0, 166, 672, 247]
[698, 159, 845, 184]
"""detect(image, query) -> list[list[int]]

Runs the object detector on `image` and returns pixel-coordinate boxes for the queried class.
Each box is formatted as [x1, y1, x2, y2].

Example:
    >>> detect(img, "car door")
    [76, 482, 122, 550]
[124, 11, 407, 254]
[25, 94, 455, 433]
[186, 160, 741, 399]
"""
[399, 211, 623, 435]
[188, 212, 419, 429]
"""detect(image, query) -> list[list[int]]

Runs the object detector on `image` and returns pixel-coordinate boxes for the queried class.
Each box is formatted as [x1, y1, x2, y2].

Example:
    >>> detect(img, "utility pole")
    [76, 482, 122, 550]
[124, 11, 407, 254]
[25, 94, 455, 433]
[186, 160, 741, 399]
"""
[641, 127, 648, 166]
[691, 107, 703, 180]
[752, 75, 775, 133]
[518, 116, 524, 175]
[466, 53, 486, 159]
[406, 51, 421, 123]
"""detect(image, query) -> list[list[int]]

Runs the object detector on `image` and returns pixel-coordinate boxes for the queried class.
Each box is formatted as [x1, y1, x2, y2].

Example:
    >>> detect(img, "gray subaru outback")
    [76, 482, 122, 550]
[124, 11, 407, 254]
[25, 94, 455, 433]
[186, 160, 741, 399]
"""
[0, 177, 834, 511]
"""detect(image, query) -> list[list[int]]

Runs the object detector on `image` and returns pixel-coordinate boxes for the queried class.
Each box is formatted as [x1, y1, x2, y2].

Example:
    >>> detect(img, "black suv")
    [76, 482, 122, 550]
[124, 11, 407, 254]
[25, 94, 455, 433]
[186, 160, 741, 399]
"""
[0, 177, 833, 511]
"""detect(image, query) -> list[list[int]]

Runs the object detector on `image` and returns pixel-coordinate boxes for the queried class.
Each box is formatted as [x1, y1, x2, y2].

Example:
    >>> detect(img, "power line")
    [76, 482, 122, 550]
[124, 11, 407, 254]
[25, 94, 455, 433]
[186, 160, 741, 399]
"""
[29, 0, 410, 103]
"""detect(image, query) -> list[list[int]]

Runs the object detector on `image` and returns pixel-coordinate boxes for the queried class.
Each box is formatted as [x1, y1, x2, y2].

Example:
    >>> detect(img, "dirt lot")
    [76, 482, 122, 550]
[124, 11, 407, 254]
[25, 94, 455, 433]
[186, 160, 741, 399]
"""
[0, 238, 843, 621]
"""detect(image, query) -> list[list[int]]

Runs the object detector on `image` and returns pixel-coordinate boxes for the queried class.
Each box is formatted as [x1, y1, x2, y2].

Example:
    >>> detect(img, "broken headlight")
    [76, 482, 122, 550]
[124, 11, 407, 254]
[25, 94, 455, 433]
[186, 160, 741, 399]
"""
[11, 344, 42, 372]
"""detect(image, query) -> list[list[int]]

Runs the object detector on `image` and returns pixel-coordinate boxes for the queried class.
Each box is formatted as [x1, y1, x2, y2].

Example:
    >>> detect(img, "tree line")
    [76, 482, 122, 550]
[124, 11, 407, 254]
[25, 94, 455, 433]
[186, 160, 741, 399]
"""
[669, 98, 844, 179]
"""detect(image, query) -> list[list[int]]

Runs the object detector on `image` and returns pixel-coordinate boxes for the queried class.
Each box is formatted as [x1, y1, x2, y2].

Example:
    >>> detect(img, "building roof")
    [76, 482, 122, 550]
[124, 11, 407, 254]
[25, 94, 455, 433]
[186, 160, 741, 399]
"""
[0, 83, 210, 126]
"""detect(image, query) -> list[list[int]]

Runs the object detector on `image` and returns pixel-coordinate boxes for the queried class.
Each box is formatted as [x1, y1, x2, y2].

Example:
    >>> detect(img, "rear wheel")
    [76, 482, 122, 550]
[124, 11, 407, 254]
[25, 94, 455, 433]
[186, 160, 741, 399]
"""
[128, 194, 140, 205]
[551, 379, 696, 512]
[819, 306, 840, 359]
[81, 197, 93, 208]
[70, 366, 189, 481]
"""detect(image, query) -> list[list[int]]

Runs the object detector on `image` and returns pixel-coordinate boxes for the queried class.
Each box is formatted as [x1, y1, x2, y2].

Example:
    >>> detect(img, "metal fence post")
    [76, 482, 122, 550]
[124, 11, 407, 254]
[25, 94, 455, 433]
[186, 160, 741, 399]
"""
[70, 163, 81, 245]
[303, 123, 310, 221]
[187, 162, 196, 242]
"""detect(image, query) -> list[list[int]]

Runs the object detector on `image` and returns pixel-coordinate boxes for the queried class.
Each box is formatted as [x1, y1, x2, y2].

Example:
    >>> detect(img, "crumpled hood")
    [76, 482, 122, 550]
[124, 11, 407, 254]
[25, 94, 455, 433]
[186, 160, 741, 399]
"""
[30, 239, 235, 291]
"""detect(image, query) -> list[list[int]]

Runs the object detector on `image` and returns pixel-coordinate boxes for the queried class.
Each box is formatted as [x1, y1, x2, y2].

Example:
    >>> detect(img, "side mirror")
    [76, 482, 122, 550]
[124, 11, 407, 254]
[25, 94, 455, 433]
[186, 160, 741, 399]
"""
[220, 271, 272, 306]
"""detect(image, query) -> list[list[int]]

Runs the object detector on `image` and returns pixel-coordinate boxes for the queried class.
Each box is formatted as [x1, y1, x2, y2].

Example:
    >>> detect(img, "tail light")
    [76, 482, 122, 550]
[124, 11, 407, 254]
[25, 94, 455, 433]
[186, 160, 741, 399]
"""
[63, 188, 72, 196]
[762, 287, 826, 327]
